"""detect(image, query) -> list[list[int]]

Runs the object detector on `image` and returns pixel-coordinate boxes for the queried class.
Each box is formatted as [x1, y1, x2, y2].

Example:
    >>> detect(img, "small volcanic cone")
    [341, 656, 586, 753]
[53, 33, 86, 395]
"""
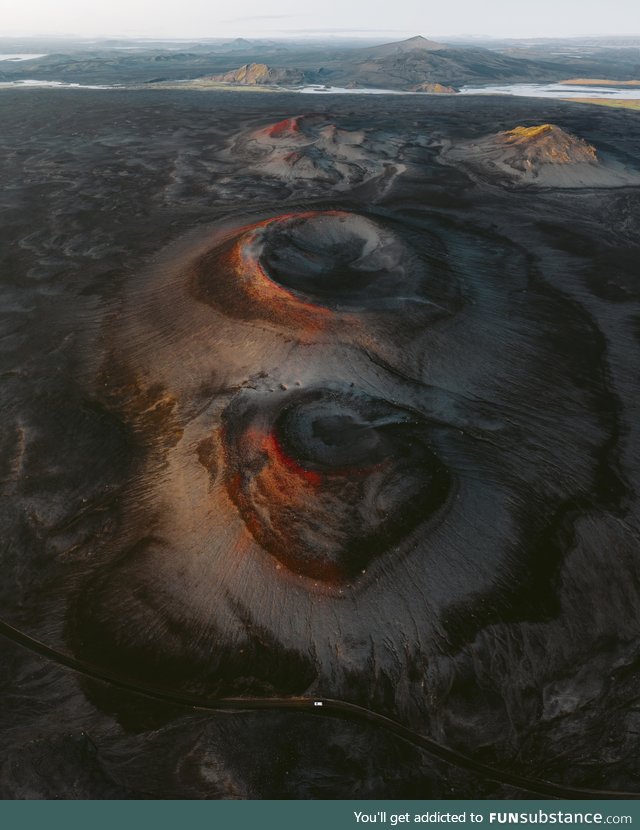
[443, 122, 638, 188]
[497, 124, 598, 170]
[230, 114, 403, 191]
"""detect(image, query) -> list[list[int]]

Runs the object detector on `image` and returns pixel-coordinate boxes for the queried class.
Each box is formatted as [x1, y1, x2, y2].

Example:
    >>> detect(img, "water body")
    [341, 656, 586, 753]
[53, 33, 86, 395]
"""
[299, 85, 416, 95]
[297, 83, 640, 98]
[0, 79, 117, 90]
[458, 83, 640, 99]
[0, 79, 637, 99]
[0, 53, 46, 61]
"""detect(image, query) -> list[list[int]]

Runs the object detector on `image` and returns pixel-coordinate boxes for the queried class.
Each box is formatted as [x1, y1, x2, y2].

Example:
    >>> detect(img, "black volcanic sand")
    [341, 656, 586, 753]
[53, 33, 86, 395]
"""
[1, 89, 640, 798]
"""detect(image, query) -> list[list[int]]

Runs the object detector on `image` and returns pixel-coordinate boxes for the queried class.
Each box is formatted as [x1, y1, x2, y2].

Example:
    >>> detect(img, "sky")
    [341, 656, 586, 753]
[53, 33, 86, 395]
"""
[2, 0, 640, 39]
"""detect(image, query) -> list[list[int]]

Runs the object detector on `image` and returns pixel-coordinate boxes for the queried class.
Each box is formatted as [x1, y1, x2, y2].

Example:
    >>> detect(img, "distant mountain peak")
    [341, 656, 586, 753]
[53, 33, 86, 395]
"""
[404, 35, 438, 46]
[219, 37, 253, 51]
[361, 35, 447, 57]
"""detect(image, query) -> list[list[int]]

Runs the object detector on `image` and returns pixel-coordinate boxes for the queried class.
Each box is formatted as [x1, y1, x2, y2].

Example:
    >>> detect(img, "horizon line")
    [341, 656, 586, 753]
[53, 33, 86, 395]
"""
[2, 31, 640, 41]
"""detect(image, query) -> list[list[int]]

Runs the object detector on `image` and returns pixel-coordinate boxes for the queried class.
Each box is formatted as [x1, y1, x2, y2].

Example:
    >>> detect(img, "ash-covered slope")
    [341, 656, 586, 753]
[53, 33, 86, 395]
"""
[228, 114, 403, 192]
[498, 123, 598, 166]
[443, 122, 640, 187]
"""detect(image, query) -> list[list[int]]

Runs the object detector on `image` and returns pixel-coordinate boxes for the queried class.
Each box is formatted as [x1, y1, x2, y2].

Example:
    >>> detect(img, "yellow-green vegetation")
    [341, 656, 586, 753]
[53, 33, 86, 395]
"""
[561, 78, 640, 86]
[506, 124, 554, 139]
[564, 98, 640, 111]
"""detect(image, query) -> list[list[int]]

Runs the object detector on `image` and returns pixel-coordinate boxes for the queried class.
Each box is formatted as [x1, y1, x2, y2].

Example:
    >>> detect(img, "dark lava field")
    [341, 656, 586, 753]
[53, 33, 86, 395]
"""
[1, 88, 640, 798]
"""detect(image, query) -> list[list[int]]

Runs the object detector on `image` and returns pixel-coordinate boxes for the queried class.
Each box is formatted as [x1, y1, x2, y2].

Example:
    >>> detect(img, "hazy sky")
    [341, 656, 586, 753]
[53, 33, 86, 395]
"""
[3, 0, 639, 39]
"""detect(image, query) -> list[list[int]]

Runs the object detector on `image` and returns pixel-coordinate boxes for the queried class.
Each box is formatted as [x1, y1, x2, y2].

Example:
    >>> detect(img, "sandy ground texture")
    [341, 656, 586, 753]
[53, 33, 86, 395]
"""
[1, 90, 640, 798]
